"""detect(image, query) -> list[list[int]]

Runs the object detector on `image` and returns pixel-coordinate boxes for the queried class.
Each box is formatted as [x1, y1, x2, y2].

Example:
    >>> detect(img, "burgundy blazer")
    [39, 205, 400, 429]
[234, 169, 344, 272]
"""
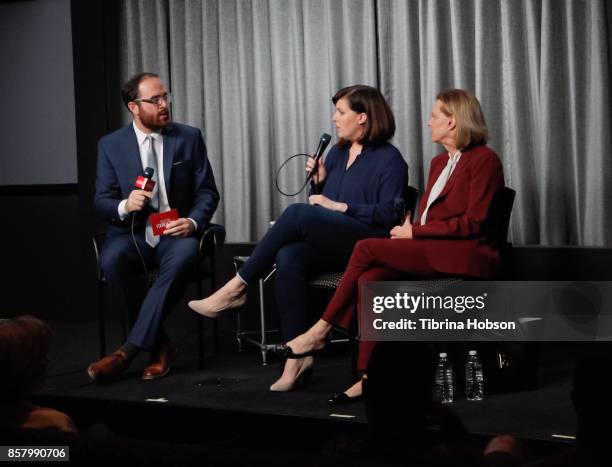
[411, 144, 505, 278]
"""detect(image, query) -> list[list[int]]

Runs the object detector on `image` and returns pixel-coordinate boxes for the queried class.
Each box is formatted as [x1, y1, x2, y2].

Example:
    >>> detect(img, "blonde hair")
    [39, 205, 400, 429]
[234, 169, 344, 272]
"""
[436, 89, 488, 150]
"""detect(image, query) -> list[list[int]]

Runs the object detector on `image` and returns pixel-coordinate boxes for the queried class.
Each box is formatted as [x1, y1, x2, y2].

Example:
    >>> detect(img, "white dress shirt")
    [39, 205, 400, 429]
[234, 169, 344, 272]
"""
[117, 122, 197, 230]
[420, 150, 463, 225]
[118, 122, 168, 218]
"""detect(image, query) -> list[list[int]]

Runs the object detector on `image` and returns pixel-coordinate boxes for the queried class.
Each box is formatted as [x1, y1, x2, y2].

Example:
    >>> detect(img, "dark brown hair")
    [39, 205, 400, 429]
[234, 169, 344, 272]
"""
[120, 72, 160, 110]
[0, 315, 51, 400]
[436, 89, 488, 150]
[332, 85, 395, 146]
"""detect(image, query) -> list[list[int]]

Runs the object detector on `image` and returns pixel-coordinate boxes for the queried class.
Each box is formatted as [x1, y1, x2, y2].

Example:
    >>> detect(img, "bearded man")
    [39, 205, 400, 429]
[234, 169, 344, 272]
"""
[88, 72, 219, 382]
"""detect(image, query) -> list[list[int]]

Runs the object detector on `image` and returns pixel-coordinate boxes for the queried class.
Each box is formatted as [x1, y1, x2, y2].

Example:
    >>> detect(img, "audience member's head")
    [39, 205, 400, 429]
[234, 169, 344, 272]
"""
[482, 435, 527, 467]
[0, 315, 51, 402]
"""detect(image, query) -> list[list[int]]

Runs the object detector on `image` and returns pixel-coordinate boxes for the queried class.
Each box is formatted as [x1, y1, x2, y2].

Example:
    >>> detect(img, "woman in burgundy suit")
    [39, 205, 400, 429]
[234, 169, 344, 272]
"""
[277, 89, 505, 403]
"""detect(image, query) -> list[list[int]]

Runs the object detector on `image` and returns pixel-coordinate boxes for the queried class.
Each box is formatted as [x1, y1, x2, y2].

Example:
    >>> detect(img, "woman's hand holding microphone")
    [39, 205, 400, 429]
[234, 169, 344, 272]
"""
[306, 155, 327, 184]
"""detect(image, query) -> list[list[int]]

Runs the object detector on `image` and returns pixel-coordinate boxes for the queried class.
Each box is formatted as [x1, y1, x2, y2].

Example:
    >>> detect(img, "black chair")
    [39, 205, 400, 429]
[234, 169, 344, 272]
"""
[484, 186, 516, 277]
[92, 223, 225, 369]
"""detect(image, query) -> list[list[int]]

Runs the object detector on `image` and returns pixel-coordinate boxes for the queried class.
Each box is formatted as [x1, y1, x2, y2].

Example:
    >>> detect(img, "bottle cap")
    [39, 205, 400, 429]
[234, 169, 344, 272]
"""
[439, 352, 447, 358]
[469, 350, 477, 356]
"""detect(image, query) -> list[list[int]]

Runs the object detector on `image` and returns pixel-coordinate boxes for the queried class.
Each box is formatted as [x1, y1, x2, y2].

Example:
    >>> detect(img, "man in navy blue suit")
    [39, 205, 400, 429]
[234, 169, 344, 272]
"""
[87, 72, 219, 382]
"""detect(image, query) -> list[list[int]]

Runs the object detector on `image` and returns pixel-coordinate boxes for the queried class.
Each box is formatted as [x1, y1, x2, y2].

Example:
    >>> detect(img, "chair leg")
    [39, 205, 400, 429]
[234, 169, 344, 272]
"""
[261, 348, 269, 365]
[258, 278, 267, 366]
[98, 283, 106, 358]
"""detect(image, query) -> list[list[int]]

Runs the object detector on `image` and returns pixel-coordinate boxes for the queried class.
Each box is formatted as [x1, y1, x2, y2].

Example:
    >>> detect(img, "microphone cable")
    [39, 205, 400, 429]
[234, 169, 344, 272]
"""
[274, 133, 331, 197]
[129, 166, 156, 287]
[131, 211, 151, 287]
[274, 153, 314, 197]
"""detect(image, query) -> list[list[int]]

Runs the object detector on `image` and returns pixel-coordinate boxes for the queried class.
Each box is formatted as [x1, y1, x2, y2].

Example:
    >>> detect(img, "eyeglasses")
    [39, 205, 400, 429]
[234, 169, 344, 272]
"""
[134, 92, 173, 106]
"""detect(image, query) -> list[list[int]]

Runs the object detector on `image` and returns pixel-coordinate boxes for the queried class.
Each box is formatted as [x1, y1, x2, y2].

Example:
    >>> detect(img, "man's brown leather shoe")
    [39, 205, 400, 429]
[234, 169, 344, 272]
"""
[142, 344, 177, 380]
[87, 350, 129, 382]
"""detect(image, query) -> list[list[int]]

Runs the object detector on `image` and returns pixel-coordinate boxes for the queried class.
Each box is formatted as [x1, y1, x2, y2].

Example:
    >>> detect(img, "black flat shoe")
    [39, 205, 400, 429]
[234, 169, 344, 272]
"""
[327, 392, 364, 405]
[272, 343, 320, 359]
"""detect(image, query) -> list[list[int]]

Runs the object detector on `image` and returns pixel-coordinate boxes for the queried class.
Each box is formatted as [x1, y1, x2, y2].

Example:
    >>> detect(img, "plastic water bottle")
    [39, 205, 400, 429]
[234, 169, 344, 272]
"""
[465, 350, 484, 401]
[434, 352, 454, 403]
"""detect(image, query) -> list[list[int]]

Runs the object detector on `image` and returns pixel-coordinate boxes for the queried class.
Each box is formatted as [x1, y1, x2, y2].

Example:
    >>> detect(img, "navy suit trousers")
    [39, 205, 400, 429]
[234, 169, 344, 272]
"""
[100, 231, 198, 350]
[239, 203, 388, 341]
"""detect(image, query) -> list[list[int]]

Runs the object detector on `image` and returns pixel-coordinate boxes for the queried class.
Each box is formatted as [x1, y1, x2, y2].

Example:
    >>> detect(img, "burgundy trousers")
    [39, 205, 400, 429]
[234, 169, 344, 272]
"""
[321, 238, 443, 371]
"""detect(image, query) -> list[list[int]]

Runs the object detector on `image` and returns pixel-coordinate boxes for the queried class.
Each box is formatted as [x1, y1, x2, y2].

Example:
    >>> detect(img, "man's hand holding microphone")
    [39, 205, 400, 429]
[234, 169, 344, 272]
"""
[125, 189, 153, 213]
[129, 167, 194, 237]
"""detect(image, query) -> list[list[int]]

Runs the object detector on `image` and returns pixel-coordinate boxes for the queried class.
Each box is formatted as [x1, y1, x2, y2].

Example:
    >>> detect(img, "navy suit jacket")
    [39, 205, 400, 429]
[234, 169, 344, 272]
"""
[94, 122, 219, 235]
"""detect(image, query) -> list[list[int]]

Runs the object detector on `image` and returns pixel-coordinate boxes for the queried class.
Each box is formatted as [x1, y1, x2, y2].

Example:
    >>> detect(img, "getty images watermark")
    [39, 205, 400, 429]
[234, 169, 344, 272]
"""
[359, 281, 612, 341]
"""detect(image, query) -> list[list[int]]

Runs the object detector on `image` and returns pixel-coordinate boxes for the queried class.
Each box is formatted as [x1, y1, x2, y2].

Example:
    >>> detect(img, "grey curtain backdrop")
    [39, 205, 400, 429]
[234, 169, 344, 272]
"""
[119, 0, 612, 246]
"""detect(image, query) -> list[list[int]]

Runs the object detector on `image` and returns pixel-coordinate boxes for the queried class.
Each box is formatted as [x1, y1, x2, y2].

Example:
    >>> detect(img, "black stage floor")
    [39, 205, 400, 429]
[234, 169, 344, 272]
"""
[37, 320, 577, 447]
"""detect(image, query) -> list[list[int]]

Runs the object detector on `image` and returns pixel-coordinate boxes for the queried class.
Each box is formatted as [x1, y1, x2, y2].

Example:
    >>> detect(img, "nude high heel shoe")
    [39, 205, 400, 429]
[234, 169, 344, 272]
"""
[269, 357, 314, 392]
[188, 293, 247, 318]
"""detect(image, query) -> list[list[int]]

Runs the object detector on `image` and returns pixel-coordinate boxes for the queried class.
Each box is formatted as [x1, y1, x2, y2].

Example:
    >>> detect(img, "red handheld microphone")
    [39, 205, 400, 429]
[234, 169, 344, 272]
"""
[135, 167, 156, 192]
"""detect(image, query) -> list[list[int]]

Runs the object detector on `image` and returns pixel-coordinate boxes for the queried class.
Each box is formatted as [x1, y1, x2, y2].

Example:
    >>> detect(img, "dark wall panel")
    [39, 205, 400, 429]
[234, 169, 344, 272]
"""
[0, 0, 78, 185]
[2, 194, 81, 319]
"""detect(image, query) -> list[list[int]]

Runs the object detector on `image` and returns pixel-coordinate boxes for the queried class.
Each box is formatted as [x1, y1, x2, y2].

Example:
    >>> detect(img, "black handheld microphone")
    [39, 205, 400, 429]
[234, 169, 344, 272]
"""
[309, 133, 332, 193]
[143, 167, 154, 180]
[131, 167, 156, 280]
[135, 167, 156, 191]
